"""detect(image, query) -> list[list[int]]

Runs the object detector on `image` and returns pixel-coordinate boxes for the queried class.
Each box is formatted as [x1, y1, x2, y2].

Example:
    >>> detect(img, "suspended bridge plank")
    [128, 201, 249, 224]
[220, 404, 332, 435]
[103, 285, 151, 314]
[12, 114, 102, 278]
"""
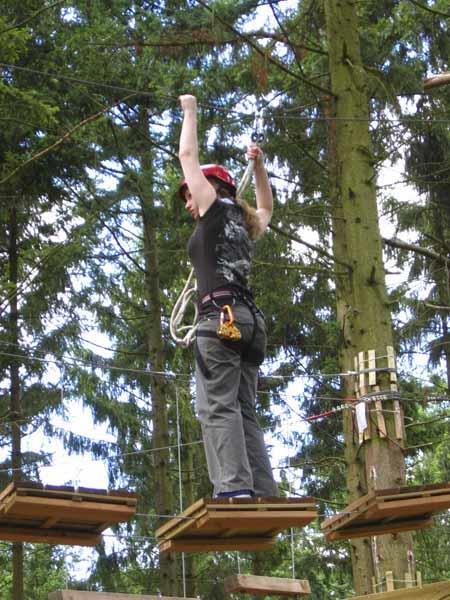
[322, 482, 450, 541]
[156, 496, 317, 553]
[48, 592, 200, 600]
[224, 575, 311, 596]
[345, 579, 450, 599]
[0, 481, 137, 546]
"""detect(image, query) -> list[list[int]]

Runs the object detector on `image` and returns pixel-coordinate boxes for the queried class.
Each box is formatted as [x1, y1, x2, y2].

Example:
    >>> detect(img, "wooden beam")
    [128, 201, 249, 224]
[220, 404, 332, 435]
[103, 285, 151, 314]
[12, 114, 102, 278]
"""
[0, 526, 100, 546]
[3, 495, 136, 522]
[224, 574, 311, 596]
[325, 515, 433, 541]
[48, 592, 199, 600]
[158, 536, 277, 553]
[345, 579, 450, 599]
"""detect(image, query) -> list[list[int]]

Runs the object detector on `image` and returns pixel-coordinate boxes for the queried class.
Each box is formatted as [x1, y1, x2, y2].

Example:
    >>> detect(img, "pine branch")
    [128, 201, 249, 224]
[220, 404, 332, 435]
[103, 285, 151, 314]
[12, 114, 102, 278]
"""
[0, 0, 67, 33]
[383, 236, 450, 265]
[407, 0, 450, 18]
[91, 30, 327, 56]
[0, 95, 136, 186]
[194, 0, 333, 96]
[424, 302, 450, 311]
[269, 223, 351, 268]
[424, 72, 450, 91]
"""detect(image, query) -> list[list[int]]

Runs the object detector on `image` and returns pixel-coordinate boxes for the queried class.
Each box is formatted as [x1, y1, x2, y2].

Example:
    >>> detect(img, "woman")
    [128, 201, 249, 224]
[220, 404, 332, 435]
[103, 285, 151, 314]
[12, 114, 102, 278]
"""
[178, 94, 278, 498]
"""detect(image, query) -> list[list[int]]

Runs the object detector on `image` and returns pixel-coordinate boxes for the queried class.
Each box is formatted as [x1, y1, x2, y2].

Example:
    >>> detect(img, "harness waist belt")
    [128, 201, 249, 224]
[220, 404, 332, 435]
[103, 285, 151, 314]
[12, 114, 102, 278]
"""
[200, 290, 236, 304]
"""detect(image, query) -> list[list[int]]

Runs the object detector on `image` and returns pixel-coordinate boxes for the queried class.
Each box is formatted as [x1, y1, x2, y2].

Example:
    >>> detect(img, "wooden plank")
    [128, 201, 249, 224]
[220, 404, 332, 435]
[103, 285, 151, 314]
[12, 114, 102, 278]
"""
[325, 516, 433, 541]
[386, 571, 394, 592]
[48, 591, 199, 600]
[345, 579, 450, 600]
[224, 574, 311, 596]
[393, 400, 404, 439]
[0, 526, 100, 546]
[155, 508, 208, 541]
[376, 493, 450, 516]
[203, 500, 316, 510]
[358, 351, 366, 392]
[159, 536, 276, 553]
[197, 509, 317, 531]
[0, 482, 15, 504]
[368, 350, 376, 386]
[10, 481, 136, 504]
[386, 346, 397, 383]
[375, 400, 387, 437]
[2, 495, 136, 523]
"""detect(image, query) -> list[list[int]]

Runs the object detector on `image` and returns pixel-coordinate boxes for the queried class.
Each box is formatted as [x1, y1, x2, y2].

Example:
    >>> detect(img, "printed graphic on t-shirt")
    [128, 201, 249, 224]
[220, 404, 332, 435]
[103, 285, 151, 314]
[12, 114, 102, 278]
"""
[216, 205, 254, 287]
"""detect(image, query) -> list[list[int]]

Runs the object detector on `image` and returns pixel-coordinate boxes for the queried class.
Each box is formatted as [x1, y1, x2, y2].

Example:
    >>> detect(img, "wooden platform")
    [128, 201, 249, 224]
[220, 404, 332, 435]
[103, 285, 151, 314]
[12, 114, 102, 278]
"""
[156, 496, 317, 553]
[345, 580, 450, 599]
[0, 481, 137, 546]
[224, 575, 311, 596]
[322, 482, 450, 541]
[48, 591, 199, 600]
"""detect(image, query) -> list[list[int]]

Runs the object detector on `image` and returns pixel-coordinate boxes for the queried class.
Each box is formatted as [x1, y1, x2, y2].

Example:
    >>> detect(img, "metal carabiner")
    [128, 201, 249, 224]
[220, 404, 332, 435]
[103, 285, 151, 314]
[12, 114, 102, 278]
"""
[217, 304, 242, 341]
[251, 107, 265, 144]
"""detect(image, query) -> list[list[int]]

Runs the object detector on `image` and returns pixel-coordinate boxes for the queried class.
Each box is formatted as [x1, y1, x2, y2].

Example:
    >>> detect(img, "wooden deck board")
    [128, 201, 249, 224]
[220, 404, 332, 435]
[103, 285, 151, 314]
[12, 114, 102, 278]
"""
[322, 483, 450, 541]
[0, 481, 137, 546]
[48, 591, 200, 600]
[156, 497, 317, 553]
[345, 579, 450, 599]
[224, 574, 311, 596]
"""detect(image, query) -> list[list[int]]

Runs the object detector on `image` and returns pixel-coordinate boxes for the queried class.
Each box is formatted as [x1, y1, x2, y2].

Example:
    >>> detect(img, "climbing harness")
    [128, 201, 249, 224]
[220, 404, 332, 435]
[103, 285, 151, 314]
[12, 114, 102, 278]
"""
[169, 104, 266, 347]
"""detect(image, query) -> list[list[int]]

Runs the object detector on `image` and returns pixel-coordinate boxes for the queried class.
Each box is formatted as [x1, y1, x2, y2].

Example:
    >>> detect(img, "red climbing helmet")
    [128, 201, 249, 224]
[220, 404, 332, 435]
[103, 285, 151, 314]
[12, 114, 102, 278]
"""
[178, 164, 236, 199]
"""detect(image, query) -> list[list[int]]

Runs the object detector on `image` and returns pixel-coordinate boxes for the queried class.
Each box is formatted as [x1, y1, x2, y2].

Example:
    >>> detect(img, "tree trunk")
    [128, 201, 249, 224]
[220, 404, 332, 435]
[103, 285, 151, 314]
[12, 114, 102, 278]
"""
[8, 206, 24, 600]
[138, 106, 177, 596]
[323, 0, 415, 593]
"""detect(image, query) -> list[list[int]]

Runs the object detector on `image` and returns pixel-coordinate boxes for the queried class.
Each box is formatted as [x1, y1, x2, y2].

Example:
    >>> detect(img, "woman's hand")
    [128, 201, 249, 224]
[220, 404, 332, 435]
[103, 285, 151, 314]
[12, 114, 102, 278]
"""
[247, 143, 264, 166]
[179, 94, 197, 112]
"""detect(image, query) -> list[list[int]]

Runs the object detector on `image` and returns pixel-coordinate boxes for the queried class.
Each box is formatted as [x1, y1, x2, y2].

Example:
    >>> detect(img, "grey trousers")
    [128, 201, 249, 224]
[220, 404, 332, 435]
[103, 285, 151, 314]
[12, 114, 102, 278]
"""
[195, 303, 279, 497]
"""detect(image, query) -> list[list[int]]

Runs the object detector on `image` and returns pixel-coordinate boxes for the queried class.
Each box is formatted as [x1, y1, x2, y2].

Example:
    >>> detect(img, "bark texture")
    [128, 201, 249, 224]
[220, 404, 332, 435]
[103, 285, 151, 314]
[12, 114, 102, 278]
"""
[324, 0, 415, 593]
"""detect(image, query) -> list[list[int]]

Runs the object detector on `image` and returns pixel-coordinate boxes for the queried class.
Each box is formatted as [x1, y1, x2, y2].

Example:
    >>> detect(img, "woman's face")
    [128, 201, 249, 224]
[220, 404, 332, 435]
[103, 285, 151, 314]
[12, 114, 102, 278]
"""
[183, 188, 199, 220]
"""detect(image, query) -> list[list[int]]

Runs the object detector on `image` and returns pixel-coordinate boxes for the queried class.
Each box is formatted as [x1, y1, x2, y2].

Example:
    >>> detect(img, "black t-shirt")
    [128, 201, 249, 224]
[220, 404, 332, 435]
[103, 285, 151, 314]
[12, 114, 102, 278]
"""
[187, 198, 254, 298]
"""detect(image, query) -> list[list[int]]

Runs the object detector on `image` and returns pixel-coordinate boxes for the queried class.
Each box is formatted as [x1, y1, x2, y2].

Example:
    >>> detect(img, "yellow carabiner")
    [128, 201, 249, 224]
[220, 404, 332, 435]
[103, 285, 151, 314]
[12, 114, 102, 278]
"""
[217, 304, 242, 341]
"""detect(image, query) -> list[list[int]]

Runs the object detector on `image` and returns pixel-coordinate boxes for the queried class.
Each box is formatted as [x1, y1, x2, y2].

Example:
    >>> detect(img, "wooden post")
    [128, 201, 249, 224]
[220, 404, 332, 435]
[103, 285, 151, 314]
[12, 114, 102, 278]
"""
[386, 571, 394, 592]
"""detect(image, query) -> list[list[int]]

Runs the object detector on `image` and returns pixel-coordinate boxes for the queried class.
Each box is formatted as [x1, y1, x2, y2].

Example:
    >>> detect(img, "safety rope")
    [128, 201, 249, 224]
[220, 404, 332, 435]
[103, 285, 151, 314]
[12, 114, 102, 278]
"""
[169, 105, 266, 346]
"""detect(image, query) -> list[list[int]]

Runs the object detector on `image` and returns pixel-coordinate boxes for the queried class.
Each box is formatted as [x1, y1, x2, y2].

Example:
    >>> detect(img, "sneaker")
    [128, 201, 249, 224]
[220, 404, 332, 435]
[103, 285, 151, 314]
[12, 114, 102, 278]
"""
[215, 489, 254, 498]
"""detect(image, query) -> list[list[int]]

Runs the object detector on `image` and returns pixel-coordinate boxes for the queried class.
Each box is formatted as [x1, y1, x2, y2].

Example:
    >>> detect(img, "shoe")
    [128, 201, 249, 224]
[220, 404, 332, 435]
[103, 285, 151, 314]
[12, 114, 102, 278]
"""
[215, 489, 253, 498]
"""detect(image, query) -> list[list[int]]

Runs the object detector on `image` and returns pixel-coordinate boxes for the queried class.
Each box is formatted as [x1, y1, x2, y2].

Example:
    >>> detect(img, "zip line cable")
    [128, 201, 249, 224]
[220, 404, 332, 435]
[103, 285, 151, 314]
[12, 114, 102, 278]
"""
[0, 347, 418, 381]
[2, 396, 449, 476]
[2, 62, 450, 125]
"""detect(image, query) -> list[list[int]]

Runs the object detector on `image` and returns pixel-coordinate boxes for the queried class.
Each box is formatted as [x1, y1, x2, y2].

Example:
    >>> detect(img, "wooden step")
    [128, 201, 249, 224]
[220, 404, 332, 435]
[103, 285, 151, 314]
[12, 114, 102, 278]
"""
[156, 496, 317, 553]
[224, 574, 311, 596]
[322, 482, 450, 541]
[0, 481, 137, 546]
